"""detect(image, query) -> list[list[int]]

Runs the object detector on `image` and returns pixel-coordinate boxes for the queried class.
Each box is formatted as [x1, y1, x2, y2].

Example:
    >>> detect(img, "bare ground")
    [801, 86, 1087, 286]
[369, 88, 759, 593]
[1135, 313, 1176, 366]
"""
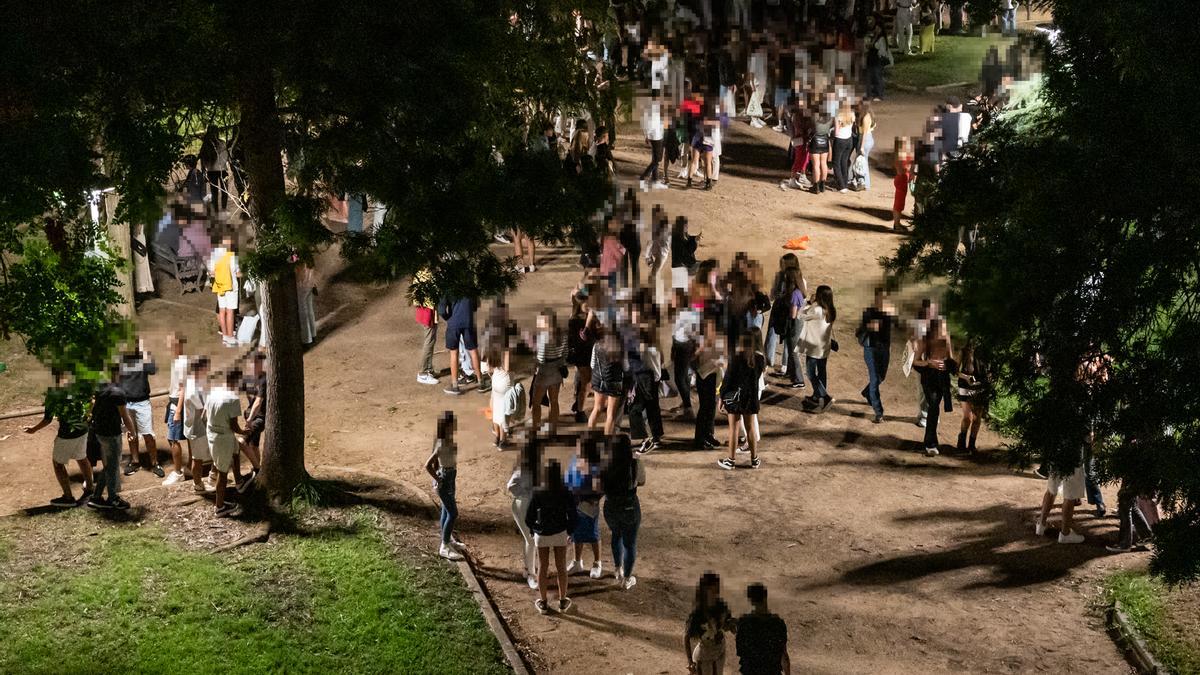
[0, 92, 1141, 674]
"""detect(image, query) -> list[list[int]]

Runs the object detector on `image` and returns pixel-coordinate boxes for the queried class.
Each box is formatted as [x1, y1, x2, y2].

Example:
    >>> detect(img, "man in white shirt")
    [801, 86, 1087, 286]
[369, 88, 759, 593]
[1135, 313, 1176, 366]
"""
[895, 0, 916, 56]
[639, 97, 669, 191]
[205, 369, 246, 517]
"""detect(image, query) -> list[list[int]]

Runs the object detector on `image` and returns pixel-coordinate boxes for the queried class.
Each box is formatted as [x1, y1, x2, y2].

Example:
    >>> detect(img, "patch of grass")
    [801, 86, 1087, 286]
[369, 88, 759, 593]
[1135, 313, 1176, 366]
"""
[889, 34, 1014, 91]
[0, 509, 509, 675]
[1104, 571, 1200, 674]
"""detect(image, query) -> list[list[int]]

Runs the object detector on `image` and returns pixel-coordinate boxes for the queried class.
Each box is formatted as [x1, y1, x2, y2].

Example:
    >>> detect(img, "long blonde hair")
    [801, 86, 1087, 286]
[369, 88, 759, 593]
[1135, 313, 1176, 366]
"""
[571, 130, 592, 160]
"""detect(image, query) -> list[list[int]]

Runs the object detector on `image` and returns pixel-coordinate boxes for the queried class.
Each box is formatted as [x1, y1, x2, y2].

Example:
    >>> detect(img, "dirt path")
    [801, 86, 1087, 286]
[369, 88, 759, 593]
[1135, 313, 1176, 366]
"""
[0, 93, 1135, 673]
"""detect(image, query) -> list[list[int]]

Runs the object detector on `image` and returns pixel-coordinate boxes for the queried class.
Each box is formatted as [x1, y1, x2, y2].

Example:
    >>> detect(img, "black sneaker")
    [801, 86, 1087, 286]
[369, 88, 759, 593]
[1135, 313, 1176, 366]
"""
[215, 504, 240, 518]
[123, 462, 140, 476]
[872, 413, 883, 424]
[751, 457, 762, 469]
[574, 411, 587, 424]
[701, 437, 722, 450]
[443, 384, 463, 396]
[457, 373, 478, 386]
[50, 495, 78, 507]
[109, 497, 131, 511]
[86, 497, 112, 510]
[149, 465, 165, 478]
[478, 377, 492, 393]
[717, 457, 735, 470]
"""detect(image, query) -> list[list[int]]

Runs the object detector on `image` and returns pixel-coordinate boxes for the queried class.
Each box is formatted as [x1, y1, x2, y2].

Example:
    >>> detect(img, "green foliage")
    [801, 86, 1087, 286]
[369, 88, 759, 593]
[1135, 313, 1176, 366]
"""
[888, 35, 1014, 91]
[0, 234, 127, 381]
[0, 511, 509, 675]
[886, 0, 1200, 580]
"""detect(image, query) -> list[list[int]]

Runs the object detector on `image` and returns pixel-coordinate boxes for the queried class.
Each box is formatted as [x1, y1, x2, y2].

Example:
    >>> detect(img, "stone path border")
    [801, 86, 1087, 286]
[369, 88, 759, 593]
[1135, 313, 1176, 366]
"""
[1107, 600, 1166, 674]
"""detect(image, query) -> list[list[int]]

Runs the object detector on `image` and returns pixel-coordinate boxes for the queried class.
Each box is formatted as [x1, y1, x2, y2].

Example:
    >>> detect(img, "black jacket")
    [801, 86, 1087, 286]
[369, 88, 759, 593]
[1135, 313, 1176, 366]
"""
[525, 487, 578, 536]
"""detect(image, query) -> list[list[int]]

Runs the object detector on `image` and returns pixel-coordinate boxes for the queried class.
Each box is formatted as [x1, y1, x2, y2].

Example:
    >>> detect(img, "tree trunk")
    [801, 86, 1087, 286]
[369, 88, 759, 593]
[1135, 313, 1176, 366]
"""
[237, 67, 308, 504]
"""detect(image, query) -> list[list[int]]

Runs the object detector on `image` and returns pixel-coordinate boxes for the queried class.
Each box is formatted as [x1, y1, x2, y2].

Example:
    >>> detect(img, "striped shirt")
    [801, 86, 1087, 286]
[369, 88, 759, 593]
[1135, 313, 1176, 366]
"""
[537, 333, 568, 368]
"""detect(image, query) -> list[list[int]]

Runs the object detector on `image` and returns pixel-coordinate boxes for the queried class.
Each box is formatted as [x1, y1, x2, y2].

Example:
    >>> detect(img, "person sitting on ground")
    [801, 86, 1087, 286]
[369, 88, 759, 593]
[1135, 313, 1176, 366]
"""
[685, 572, 735, 675]
[205, 369, 247, 518]
[24, 370, 95, 507]
[425, 411, 464, 561]
[525, 458, 577, 614]
[735, 583, 791, 675]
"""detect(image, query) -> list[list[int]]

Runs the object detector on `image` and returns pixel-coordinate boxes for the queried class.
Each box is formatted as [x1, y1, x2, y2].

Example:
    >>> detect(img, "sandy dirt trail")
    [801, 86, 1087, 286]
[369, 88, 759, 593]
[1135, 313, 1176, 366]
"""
[0, 93, 1136, 674]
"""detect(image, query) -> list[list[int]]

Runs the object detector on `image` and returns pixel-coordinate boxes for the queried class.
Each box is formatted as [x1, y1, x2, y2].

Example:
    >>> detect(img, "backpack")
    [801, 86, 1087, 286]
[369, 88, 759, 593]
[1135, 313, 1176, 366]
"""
[504, 381, 527, 425]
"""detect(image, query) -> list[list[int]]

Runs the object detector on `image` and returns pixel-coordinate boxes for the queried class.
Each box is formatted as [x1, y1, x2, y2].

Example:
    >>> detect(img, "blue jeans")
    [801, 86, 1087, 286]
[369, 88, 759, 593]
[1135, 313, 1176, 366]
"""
[437, 469, 458, 545]
[93, 435, 122, 501]
[785, 321, 804, 385]
[806, 357, 829, 401]
[604, 493, 641, 577]
[1002, 8, 1017, 35]
[1084, 456, 1105, 510]
[860, 133, 875, 189]
[863, 346, 889, 417]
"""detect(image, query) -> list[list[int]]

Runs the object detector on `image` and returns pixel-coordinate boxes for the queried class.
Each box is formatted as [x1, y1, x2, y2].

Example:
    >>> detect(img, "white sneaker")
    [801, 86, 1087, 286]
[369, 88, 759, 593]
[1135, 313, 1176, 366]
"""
[653, 181, 669, 190]
[439, 544, 464, 561]
[566, 559, 583, 575]
[924, 447, 939, 457]
[677, 168, 689, 179]
[1058, 531, 1084, 544]
[639, 179, 649, 192]
[527, 575, 539, 590]
[1034, 519, 1047, 536]
[917, 416, 928, 428]
[417, 373, 438, 385]
[193, 481, 215, 494]
[162, 470, 185, 486]
[623, 575, 637, 590]
[589, 562, 603, 579]
[202, 477, 218, 493]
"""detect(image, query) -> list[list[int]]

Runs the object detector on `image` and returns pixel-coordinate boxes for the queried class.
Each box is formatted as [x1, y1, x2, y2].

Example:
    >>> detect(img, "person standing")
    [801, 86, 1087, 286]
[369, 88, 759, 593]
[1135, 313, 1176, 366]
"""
[163, 333, 190, 485]
[856, 100, 877, 190]
[525, 458, 577, 614]
[858, 287, 896, 423]
[955, 340, 988, 453]
[208, 234, 240, 347]
[894, 0, 916, 56]
[439, 293, 484, 396]
[566, 436, 604, 579]
[588, 332, 627, 436]
[684, 572, 735, 675]
[892, 136, 914, 231]
[735, 583, 791, 675]
[205, 369, 247, 518]
[646, 209, 671, 308]
[831, 105, 855, 192]
[414, 267, 439, 385]
[24, 371, 94, 506]
[119, 339, 163, 477]
[808, 112, 832, 194]
[87, 365, 137, 511]
[799, 285, 837, 412]
[912, 318, 954, 456]
[865, 20, 891, 101]
[718, 333, 766, 470]
[182, 357, 214, 495]
[672, 290, 702, 423]
[602, 434, 645, 590]
[296, 261, 317, 346]
[199, 125, 230, 213]
[567, 290, 599, 424]
[425, 411, 464, 561]
[508, 440, 541, 589]
[640, 96, 669, 191]
[531, 309, 569, 437]
[235, 353, 265, 491]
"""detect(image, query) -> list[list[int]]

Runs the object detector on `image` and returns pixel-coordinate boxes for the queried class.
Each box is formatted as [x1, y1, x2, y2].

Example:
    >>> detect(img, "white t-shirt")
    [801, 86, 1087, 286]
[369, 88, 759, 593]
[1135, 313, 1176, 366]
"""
[204, 385, 242, 456]
[183, 376, 208, 440]
[642, 101, 665, 141]
[800, 304, 833, 359]
[650, 53, 669, 90]
[169, 355, 188, 399]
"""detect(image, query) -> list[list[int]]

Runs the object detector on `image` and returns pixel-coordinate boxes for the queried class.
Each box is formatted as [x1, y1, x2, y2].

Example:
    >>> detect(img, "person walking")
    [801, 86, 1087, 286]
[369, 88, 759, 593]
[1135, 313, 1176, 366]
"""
[718, 333, 766, 470]
[858, 287, 896, 423]
[912, 318, 954, 456]
[24, 371, 94, 506]
[735, 583, 791, 675]
[525, 458, 577, 614]
[684, 572, 735, 675]
[425, 411, 464, 561]
[799, 285, 837, 412]
[86, 365, 138, 511]
[602, 435, 645, 590]
[507, 439, 541, 589]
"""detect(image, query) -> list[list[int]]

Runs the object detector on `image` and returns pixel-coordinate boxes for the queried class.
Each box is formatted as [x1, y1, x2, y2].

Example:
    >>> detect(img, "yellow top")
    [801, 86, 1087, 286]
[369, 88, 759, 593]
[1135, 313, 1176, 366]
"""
[212, 251, 234, 294]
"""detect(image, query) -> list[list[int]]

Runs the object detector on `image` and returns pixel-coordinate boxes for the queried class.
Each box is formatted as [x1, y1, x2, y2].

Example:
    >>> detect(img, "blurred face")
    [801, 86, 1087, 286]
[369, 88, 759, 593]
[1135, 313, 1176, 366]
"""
[537, 314, 549, 331]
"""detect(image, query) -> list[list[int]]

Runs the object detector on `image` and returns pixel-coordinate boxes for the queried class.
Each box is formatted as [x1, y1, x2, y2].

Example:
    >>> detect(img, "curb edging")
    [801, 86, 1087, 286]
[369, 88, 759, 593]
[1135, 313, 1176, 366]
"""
[457, 557, 533, 675]
[1107, 600, 1167, 674]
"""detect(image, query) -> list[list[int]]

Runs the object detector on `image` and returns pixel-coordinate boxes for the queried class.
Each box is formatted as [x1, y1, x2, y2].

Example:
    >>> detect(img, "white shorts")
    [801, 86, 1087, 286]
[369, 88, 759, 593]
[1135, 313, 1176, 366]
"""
[217, 290, 238, 310]
[52, 435, 87, 464]
[533, 530, 569, 548]
[1046, 465, 1086, 502]
[188, 433, 212, 464]
[126, 399, 155, 436]
[671, 266, 690, 290]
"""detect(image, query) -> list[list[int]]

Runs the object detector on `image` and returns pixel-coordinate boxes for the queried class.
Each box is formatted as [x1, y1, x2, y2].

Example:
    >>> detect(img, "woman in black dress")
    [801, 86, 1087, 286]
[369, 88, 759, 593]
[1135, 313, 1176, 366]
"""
[718, 333, 766, 470]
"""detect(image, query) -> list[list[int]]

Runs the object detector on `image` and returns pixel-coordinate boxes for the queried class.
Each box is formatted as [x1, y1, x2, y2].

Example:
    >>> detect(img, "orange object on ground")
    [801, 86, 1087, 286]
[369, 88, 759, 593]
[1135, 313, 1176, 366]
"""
[783, 235, 810, 250]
